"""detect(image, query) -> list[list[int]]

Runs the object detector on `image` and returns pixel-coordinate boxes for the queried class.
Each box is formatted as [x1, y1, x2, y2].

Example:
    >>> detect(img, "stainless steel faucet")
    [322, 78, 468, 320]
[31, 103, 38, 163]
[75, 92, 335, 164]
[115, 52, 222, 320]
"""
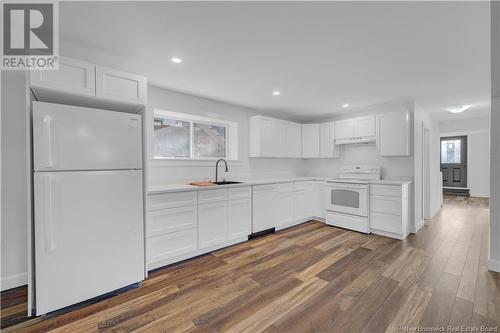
[215, 159, 228, 183]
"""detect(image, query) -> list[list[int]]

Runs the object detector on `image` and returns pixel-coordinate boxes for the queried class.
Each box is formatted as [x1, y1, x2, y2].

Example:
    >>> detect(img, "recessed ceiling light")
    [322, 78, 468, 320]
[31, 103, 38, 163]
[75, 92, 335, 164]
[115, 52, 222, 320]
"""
[272, 91, 281, 96]
[342, 104, 350, 108]
[445, 105, 471, 113]
[171, 57, 182, 64]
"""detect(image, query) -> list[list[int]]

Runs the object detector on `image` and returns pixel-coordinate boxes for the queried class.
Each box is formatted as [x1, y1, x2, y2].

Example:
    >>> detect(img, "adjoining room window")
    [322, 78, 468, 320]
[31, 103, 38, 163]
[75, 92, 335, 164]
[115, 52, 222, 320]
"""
[153, 109, 237, 160]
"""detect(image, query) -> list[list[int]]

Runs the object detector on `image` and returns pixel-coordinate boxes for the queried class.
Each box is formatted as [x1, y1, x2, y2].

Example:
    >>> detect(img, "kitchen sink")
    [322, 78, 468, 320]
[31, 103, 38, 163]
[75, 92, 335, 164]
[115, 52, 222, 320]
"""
[211, 181, 244, 185]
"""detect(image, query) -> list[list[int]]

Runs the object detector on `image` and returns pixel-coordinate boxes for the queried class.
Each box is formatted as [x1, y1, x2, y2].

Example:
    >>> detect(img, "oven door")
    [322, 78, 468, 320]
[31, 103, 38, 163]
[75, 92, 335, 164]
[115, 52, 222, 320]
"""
[326, 183, 368, 217]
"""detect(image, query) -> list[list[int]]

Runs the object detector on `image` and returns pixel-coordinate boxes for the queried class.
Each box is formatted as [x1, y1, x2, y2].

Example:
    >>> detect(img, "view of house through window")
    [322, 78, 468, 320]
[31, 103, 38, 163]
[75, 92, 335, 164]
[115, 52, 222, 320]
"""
[153, 110, 234, 160]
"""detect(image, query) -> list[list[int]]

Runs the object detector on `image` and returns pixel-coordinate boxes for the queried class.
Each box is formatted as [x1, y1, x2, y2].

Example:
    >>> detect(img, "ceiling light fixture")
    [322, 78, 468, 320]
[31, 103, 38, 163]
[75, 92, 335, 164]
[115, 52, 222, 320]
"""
[272, 91, 281, 96]
[445, 105, 471, 114]
[171, 57, 182, 64]
[342, 104, 350, 108]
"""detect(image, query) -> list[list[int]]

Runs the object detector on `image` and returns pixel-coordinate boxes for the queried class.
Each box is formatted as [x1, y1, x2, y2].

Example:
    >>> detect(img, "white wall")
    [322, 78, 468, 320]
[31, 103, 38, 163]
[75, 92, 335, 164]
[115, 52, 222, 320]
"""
[439, 116, 490, 198]
[147, 85, 307, 186]
[489, 1, 500, 272]
[1, 71, 29, 290]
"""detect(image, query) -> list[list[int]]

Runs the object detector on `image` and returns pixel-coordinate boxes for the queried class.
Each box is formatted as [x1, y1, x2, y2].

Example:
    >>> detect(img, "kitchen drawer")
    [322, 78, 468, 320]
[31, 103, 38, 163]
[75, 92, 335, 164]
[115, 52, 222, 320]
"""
[147, 228, 197, 264]
[253, 184, 278, 192]
[370, 184, 402, 197]
[370, 195, 401, 216]
[147, 206, 197, 237]
[294, 181, 313, 192]
[199, 189, 227, 203]
[228, 186, 251, 200]
[148, 191, 197, 211]
[370, 212, 402, 234]
[278, 182, 294, 193]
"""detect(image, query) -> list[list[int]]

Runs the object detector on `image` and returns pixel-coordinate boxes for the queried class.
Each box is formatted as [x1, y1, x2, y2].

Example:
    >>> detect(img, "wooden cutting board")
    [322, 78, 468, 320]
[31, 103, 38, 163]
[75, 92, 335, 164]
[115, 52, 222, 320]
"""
[190, 181, 216, 187]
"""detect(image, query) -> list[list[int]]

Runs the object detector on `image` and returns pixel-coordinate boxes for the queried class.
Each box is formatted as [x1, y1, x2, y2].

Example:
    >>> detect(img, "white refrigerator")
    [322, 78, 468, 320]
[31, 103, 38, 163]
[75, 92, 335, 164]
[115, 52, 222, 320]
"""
[32, 102, 145, 315]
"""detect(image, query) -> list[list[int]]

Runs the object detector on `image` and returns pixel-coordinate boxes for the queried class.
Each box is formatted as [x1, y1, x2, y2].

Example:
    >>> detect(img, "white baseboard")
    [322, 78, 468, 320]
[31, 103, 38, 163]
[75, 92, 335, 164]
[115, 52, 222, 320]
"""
[488, 258, 500, 273]
[1, 272, 27, 291]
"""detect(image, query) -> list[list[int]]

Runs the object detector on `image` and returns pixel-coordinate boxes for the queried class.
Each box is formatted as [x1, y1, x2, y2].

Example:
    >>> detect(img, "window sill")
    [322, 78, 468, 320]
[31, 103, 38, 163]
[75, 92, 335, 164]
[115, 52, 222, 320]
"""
[148, 159, 243, 167]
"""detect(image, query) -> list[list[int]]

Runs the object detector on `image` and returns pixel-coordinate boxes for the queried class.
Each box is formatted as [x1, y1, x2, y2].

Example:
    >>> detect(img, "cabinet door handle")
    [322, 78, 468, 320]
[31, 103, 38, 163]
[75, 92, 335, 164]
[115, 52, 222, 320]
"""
[43, 116, 54, 168]
[44, 175, 56, 252]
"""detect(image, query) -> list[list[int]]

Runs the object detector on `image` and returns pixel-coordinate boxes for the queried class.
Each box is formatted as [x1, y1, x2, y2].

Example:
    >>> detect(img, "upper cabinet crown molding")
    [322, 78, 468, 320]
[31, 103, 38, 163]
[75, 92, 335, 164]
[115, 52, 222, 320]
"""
[29, 56, 147, 113]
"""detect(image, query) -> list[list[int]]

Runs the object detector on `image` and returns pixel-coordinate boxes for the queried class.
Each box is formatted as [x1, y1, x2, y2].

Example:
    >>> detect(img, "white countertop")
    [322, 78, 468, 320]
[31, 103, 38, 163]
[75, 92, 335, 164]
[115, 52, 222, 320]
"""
[148, 176, 412, 194]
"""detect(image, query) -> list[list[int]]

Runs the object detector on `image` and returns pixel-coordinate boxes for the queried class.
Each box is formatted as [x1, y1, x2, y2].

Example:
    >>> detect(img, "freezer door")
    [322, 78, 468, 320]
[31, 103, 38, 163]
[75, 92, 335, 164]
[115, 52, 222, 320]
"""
[33, 102, 142, 171]
[34, 170, 144, 315]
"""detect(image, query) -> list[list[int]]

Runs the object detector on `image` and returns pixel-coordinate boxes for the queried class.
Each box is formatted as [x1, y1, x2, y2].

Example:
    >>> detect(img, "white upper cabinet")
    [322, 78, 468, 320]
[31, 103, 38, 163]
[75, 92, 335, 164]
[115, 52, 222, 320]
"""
[319, 122, 340, 158]
[334, 115, 376, 144]
[249, 116, 298, 158]
[286, 121, 302, 158]
[96, 66, 146, 105]
[29, 56, 146, 111]
[377, 111, 411, 156]
[30, 57, 96, 96]
[302, 124, 320, 158]
[334, 119, 355, 141]
[355, 116, 376, 138]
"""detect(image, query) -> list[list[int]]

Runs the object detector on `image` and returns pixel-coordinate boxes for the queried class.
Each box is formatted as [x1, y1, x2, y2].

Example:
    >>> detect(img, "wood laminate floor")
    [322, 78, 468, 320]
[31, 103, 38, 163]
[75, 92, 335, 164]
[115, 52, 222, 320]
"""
[1, 195, 499, 332]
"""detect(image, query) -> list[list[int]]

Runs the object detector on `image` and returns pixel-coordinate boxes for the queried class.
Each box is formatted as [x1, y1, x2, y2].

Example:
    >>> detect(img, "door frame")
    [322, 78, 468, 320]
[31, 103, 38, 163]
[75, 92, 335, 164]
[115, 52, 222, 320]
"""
[422, 127, 431, 219]
[440, 133, 469, 189]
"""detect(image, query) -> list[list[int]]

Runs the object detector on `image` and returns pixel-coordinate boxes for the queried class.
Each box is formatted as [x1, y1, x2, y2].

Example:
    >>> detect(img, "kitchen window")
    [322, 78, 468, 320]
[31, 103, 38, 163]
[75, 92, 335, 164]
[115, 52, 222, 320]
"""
[153, 109, 237, 161]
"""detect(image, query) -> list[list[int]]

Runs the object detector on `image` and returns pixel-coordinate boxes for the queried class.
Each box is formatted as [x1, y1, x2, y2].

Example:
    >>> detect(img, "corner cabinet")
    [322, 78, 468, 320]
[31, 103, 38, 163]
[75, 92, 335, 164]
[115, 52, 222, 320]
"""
[302, 124, 320, 158]
[376, 111, 411, 156]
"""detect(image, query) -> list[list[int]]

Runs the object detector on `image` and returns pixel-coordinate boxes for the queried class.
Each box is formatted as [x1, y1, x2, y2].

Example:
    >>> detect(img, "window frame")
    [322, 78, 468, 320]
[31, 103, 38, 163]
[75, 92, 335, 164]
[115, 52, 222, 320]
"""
[151, 108, 238, 164]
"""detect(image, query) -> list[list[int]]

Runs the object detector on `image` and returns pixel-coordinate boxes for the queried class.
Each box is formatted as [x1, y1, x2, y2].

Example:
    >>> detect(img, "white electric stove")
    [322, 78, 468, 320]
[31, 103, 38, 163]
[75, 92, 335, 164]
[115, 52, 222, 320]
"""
[325, 165, 381, 233]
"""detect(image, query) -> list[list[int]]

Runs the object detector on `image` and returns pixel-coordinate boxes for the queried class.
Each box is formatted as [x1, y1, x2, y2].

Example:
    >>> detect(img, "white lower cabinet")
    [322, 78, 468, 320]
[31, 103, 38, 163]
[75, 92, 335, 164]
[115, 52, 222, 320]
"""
[277, 184, 294, 229]
[228, 198, 252, 240]
[148, 229, 198, 267]
[198, 201, 228, 249]
[147, 186, 251, 271]
[369, 183, 410, 239]
[293, 185, 308, 223]
[252, 184, 279, 233]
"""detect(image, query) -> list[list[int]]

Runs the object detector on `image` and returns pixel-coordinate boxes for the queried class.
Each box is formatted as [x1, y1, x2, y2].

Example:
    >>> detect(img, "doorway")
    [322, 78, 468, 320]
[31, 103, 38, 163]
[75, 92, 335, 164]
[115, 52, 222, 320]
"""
[440, 136, 467, 189]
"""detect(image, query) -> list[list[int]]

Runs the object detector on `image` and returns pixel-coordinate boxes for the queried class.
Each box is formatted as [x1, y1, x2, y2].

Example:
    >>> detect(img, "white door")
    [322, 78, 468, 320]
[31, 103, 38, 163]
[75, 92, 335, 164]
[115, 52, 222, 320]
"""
[34, 170, 144, 315]
[227, 198, 251, 240]
[277, 184, 294, 227]
[319, 122, 339, 158]
[198, 201, 227, 249]
[286, 122, 302, 158]
[252, 185, 278, 232]
[33, 102, 142, 171]
[302, 124, 320, 158]
[354, 116, 376, 138]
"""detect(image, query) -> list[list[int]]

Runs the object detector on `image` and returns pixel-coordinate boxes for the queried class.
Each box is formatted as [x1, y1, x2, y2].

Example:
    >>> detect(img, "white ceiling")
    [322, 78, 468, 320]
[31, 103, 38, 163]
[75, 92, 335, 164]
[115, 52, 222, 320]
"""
[59, 1, 491, 121]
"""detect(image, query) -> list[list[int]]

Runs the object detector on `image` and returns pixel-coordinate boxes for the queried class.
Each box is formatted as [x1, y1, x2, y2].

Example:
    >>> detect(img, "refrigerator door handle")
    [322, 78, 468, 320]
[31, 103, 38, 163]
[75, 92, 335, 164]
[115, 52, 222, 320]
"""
[43, 115, 54, 168]
[44, 175, 56, 252]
